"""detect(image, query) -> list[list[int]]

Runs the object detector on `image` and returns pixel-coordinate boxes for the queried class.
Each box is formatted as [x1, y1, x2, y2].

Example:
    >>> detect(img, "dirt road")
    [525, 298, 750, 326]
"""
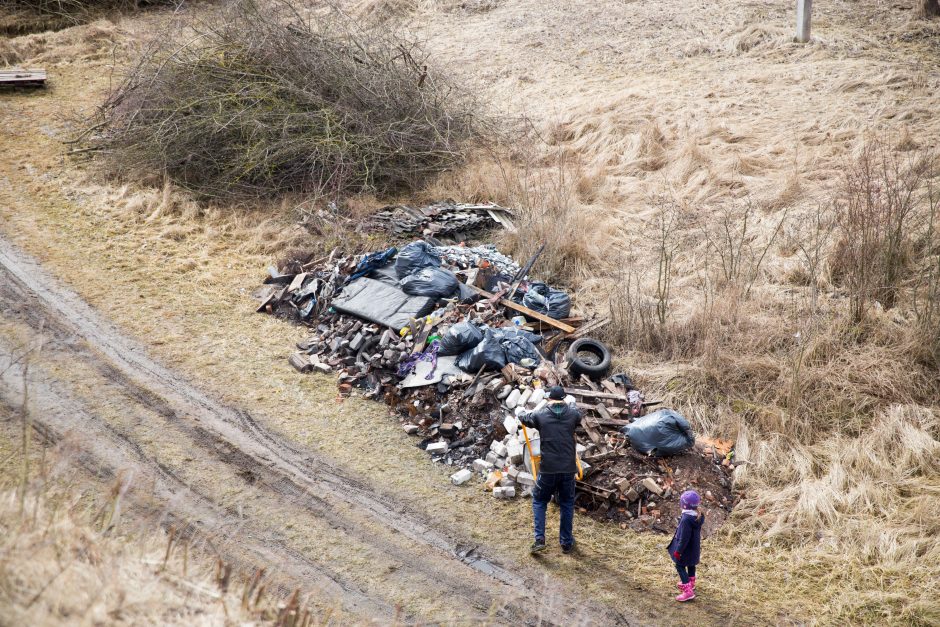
[0, 234, 635, 624]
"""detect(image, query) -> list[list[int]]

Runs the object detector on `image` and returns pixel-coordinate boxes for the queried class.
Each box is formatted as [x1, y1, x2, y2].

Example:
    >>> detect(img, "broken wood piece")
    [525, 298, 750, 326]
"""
[576, 481, 615, 498]
[580, 416, 609, 454]
[287, 272, 309, 293]
[569, 388, 629, 403]
[256, 286, 288, 312]
[580, 374, 600, 391]
[595, 403, 615, 422]
[0, 68, 46, 88]
[501, 364, 519, 383]
[568, 316, 611, 340]
[583, 450, 627, 464]
[411, 323, 432, 354]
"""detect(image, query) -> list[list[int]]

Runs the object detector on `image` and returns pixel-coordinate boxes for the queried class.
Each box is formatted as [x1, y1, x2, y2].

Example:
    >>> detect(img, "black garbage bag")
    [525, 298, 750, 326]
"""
[457, 329, 507, 371]
[622, 409, 694, 456]
[395, 241, 441, 278]
[491, 327, 542, 344]
[499, 335, 541, 366]
[437, 320, 484, 356]
[522, 282, 571, 319]
[399, 267, 460, 298]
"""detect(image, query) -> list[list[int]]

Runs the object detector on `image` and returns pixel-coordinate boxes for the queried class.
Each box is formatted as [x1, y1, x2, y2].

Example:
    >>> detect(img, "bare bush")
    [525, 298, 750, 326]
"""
[2, 0, 177, 34]
[918, 0, 940, 18]
[700, 194, 788, 297]
[87, 0, 483, 201]
[830, 142, 935, 322]
[794, 203, 836, 310]
[912, 178, 940, 368]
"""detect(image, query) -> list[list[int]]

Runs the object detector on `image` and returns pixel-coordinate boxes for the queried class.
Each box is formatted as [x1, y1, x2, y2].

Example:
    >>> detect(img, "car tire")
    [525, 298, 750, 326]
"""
[566, 337, 611, 379]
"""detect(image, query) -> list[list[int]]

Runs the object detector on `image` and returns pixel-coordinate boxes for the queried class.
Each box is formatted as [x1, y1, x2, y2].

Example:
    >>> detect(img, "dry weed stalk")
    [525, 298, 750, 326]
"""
[700, 194, 789, 297]
[88, 0, 484, 201]
[831, 141, 936, 322]
[2, 0, 179, 36]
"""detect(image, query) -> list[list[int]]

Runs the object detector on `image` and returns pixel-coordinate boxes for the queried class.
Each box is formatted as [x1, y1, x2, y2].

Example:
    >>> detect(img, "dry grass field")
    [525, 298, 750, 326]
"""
[1, 0, 939, 624]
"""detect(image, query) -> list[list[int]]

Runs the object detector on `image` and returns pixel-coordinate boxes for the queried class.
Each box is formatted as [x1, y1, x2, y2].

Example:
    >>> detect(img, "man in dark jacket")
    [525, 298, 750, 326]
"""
[519, 385, 581, 554]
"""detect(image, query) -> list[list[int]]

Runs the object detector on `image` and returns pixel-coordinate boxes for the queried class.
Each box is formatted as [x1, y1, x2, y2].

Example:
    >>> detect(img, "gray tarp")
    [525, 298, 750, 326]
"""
[332, 277, 436, 330]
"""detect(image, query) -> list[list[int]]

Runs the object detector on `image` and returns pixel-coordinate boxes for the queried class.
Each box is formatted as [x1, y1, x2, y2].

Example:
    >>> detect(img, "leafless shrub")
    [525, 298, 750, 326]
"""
[606, 264, 661, 352]
[700, 194, 789, 297]
[830, 141, 935, 322]
[2, 0, 179, 35]
[86, 0, 484, 201]
[912, 178, 940, 368]
[794, 203, 836, 310]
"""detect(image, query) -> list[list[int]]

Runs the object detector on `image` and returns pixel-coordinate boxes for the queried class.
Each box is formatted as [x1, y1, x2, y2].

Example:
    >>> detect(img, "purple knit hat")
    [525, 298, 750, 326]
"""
[679, 490, 701, 509]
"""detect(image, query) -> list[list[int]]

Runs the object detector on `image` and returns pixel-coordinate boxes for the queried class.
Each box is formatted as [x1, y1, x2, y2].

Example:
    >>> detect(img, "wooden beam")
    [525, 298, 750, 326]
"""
[0, 69, 47, 87]
[468, 285, 575, 333]
[796, 0, 812, 43]
[569, 388, 628, 402]
[580, 416, 609, 454]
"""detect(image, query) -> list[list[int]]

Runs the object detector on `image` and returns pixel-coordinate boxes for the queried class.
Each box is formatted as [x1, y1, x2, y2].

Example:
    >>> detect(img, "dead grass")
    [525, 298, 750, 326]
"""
[0, 412, 329, 626]
[3, 0, 940, 623]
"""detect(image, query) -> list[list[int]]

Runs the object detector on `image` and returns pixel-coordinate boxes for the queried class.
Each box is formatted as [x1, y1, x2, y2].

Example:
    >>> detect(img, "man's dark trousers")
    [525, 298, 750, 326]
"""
[532, 472, 576, 547]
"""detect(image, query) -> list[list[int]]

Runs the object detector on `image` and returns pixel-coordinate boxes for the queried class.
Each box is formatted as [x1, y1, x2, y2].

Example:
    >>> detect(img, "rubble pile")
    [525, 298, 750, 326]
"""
[256, 232, 737, 533]
[366, 201, 516, 240]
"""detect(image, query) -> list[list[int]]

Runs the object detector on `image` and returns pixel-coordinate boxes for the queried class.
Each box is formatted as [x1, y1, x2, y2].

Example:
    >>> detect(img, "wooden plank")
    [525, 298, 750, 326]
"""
[595, 403, 615, 422]
[569, 316, 611, 339]
[467, 285, 575, 333]
[569, 388, 628, 402]
[576, 481, 615, 497]
[287, 272, 308, 293]
[580, 374, 599, 391]
[580, 416, 609, 454]
[583, 450, 627, 464]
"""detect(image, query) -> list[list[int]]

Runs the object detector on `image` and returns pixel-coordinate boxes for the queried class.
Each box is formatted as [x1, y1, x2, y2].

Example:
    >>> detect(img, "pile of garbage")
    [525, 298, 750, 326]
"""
[256, 237, 738, 532]
[365, 201, 516, 240]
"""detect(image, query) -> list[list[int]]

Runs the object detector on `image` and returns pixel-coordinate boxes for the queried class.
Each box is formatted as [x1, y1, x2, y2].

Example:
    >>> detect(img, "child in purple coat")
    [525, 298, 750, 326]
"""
[667, 490, 704, 602]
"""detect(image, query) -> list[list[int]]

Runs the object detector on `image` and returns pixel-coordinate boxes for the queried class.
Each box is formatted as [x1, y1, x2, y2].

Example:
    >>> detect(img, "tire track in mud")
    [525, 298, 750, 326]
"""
[0, 237, 630, 625]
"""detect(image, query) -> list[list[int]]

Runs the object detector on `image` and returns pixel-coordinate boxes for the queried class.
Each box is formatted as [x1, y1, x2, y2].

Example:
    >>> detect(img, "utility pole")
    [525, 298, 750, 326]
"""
[796, 0, 813, 42]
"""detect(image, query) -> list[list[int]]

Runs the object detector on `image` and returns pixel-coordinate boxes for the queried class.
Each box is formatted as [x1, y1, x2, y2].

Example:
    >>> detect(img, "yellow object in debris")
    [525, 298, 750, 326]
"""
[484, 470, 503, 490]
[521, 424, 540, 480]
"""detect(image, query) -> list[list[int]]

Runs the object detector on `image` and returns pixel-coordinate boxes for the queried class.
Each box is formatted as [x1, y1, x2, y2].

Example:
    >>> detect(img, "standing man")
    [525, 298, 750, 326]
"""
[519, 385, 581, 554]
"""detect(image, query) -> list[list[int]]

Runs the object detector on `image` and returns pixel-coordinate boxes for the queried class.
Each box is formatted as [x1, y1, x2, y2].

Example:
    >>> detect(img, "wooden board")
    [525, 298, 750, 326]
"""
[287, 272, 308, 293]
[0, 69, 47, 87]
[467, 285, 575, 333]
[569, 387, 629, 402]
[580, 416, 609, 454]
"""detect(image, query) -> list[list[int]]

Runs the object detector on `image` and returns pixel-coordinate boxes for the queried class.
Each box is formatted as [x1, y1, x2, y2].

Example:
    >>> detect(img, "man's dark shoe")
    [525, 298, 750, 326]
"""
[561, 542, 576, 554]
[530, 540, 547, 554]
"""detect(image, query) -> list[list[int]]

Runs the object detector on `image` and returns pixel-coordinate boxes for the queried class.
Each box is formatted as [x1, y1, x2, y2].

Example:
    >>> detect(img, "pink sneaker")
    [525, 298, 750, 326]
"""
[675, 582, 696, 602]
